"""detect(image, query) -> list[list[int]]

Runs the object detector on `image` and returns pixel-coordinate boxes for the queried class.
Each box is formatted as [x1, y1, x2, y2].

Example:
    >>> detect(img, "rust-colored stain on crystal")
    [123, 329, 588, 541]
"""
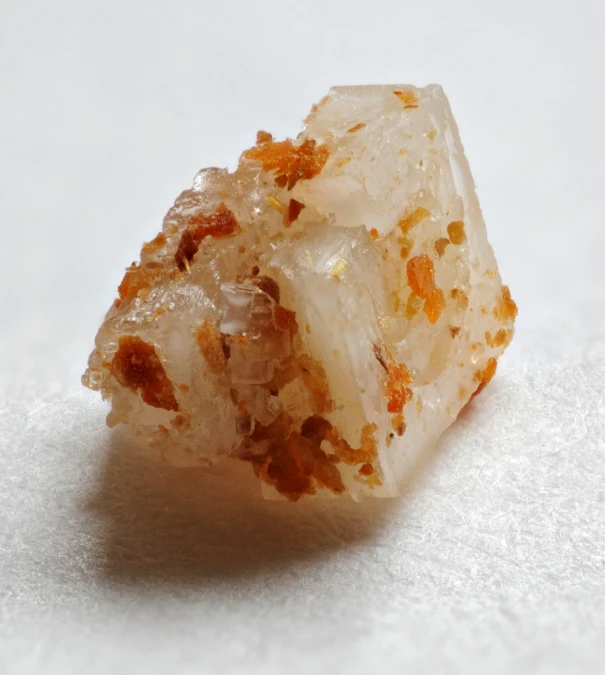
[172, 413, 189, 431]
[394, 90, 419, 108]
[335, 156, 352, 169]
[249, 275, 281, 303]
[398, 207, 430, 235]
[298, 353, 333, 413]
[245, 412, 379, 501]
[373, 344, 414, 415]
[246, 413, 345, 501]
[447, 221, 466, 245]
[117, 262, 166, 303]
[450, 287, 469, 310]
[398, 235, 413, 260]
[111, 336, 179, 411]
[424, 288, 446, 323]
[391, 414, 406, 436]
[303, 95, 330, 125]
[472, 357, 498, 397]
[406, 254, 445, 323]
[405, 292, 422, 320]
[225, 277, 360, 501]
[407, 255, 435, 297]
[485, 329, 508, 348]
[435, 237, 450, 258]
[263, 349, 331, 411]
[347, 123, 366, 133]
[370, 227, 379, 240]
[175, 204, 240, 271]
[196, 318, 227, 375]
[309, 417, 382, 486]
[285, 198, 305, 226]
[244, 138, 330, 190]
[326, 421, 379, 466]
[256, 130, 273, 144]
[274, 305, 299, 335]
[494, 286, 518, 323]
[141, 232, 167, 255]
[239, 337, 377, 500]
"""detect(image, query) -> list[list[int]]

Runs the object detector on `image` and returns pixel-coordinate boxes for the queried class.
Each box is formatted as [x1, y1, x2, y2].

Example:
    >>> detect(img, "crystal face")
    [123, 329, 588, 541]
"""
[83, 85, 517, 501]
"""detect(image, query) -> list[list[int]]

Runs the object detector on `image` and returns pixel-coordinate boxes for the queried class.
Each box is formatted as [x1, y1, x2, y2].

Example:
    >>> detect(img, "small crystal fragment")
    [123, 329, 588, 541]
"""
[83, 85, 517, 500]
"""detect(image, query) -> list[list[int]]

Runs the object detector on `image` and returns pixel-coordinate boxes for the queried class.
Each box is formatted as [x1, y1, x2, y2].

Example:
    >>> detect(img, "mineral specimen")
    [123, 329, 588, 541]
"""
[83, 85, 517, 501]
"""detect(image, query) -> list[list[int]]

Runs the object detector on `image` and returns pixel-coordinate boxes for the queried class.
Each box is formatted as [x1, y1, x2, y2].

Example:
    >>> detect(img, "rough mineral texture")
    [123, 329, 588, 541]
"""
[83, 85, 517, 501]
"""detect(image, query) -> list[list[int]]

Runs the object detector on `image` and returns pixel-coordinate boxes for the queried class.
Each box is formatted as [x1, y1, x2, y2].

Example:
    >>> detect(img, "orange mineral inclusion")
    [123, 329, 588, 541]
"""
[196, 318, 227, 375]
[175, 204, 240, 271]
[111, 336, 179, 411]
[406, 254, 445, 324]
[373, 344, 414, 415]
[472, 357, 498, 398]
[244, 138, 330, 190]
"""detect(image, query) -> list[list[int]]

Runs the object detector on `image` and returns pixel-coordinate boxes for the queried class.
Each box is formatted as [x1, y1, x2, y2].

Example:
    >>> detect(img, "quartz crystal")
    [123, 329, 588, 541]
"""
[83, 85, 517, 501]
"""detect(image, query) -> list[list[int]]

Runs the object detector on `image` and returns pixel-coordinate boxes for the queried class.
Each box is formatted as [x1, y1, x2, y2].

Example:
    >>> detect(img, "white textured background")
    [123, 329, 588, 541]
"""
[1, 1, 604, 673]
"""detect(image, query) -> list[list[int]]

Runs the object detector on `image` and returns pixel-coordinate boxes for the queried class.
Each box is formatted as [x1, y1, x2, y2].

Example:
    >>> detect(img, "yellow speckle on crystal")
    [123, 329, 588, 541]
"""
[331, 258, 348, 278]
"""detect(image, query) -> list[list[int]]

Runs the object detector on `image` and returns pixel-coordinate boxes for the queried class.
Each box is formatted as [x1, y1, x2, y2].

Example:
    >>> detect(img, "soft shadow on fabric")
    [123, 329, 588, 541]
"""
[87, 427, 399, 586]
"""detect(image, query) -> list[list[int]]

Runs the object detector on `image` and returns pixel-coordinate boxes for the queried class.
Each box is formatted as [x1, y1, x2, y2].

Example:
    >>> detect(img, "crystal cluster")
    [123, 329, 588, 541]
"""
[83, 85, 517, 501]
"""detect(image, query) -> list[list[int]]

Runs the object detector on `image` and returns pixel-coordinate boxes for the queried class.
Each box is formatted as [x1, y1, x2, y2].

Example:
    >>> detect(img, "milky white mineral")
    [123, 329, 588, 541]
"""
[83, 85, 517, 501]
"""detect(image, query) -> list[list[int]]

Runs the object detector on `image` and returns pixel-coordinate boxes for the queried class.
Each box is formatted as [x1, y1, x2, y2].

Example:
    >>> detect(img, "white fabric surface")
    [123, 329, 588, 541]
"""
[1, 1, 604, 673]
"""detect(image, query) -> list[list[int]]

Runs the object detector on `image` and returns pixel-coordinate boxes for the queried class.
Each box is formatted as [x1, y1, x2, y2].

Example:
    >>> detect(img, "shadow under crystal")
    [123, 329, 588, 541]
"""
[87, 426, 398, 587]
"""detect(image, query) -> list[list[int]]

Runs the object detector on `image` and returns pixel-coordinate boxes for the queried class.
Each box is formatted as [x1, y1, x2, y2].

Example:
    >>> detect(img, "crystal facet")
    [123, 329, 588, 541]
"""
[83, 85, 517, 501]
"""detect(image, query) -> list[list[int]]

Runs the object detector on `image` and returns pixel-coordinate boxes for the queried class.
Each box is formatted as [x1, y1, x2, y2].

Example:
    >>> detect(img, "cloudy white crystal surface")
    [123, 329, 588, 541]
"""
[83, 85, 517, 501]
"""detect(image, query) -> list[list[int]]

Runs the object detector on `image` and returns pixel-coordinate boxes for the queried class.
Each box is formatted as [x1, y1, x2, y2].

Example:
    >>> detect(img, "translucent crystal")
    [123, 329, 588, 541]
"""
[83, 85, 517, 500]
